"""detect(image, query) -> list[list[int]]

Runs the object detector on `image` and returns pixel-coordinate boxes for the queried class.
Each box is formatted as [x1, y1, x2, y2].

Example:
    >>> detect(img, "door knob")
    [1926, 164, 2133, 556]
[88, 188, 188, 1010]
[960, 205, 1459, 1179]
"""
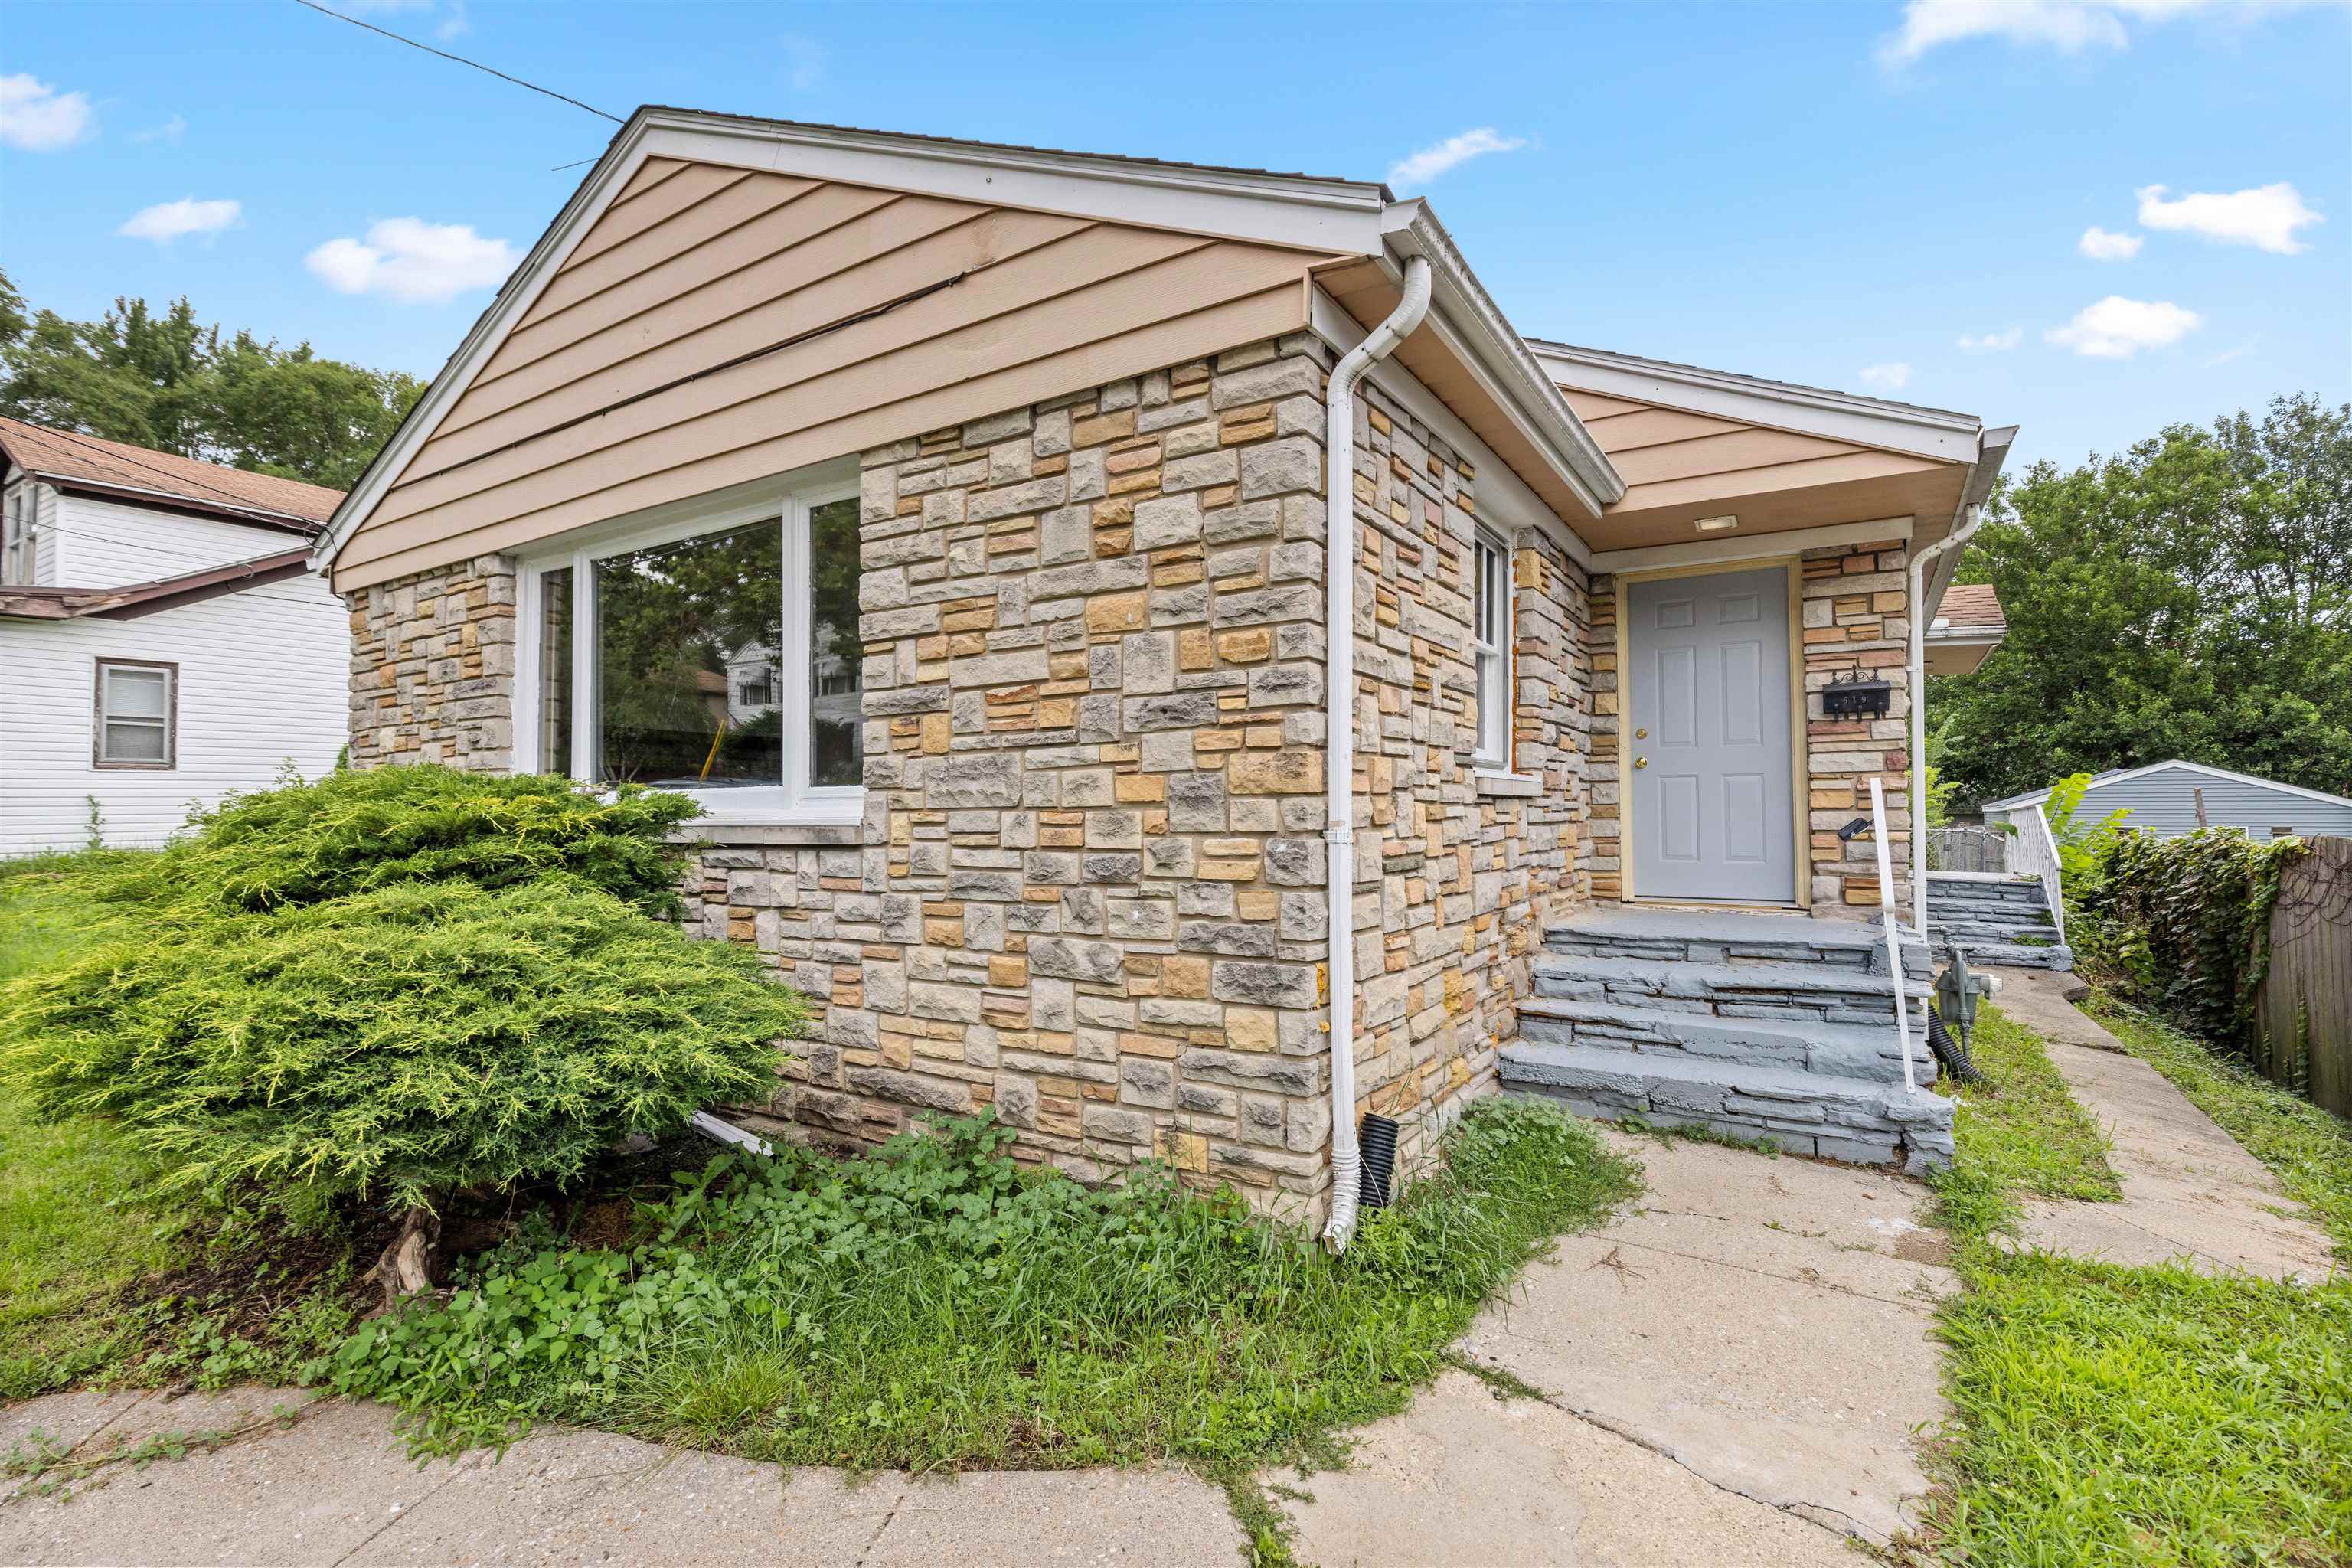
[1634, 756, 1648, 769]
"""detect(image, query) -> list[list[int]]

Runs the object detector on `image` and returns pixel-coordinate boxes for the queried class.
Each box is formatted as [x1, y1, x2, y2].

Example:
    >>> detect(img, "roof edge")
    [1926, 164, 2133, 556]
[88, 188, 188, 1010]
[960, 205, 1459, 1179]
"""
[0, 547, 313, 622]
[1982, 758, 2352, 814]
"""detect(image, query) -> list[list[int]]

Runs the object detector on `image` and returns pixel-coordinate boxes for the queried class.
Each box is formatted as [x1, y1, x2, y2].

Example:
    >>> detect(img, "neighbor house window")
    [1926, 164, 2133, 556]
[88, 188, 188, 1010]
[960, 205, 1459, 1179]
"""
[517, 482, 862, 818]
[93, 659, 176, 769]
[1472, 529, 1511, 769]
[2, 487, 30, 585]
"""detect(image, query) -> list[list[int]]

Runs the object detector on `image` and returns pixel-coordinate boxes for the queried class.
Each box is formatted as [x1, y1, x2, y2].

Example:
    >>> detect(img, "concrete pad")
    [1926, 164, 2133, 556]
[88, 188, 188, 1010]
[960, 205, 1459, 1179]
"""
[351, 1427, 896, 1567]
[1459, 1134, 1953, 1546]
[868, 1467, 1242, 1567]
[0, 1397, 443, 1567]
[1986, 967, 2110, 1050]
[1277, 1370, 1851, 1568]
[2016, 1040, 2339, 1284]
[0, 1390, 145, 1460]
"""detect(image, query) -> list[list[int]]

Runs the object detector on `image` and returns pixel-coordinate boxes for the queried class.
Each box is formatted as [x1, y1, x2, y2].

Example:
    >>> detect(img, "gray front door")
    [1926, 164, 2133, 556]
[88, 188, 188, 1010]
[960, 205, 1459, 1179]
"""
[1625, 565, 1795, 903]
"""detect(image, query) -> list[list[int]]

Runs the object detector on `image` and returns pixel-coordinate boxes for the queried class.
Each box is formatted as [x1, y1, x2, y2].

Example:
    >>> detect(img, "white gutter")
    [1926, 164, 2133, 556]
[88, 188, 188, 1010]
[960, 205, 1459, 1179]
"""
[1908, 427, 2012, 935]
[1321, 253, 1432, 1255]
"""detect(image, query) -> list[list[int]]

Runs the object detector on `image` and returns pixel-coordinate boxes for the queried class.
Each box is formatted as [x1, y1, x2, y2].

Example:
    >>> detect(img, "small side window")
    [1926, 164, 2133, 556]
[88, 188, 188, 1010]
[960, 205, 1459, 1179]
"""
[1471, 531, 1512, 769]
[94, 659, 176, 769]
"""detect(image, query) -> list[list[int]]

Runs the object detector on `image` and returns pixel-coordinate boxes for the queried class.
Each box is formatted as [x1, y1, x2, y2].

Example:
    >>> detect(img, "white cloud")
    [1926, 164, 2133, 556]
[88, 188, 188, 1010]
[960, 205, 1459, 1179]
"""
[1878, 0, 2314, 67]
[1956, 327, 2024, 352]
[129, 113, 187, 146]
[2045, 296, 2201, 358]
[2079, 225, 2143, 260]
[435, 0, 469, 41]
[305, 217, 517, 304]
[2135, 182, 2321, 254]
[780, 33, 824, 90]
[118, 197, 242, 243]
[0, 73, 94, 151]
[1858, 362, 1913, 391]
[1387, 128, 1527, 191]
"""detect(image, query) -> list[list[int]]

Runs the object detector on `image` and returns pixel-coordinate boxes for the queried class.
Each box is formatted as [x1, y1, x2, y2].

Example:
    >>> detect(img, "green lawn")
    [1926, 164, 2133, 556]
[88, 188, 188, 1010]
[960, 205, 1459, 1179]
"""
[0, 860, 185, 1396]
[1919, 997, 2352, 1566]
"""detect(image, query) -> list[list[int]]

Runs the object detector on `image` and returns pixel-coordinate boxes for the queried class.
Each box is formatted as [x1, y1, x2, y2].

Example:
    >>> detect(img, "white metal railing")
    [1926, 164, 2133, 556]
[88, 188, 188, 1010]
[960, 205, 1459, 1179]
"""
[1868, 777, 1919, 1095]
[2012, 802, 2068, 944]
[1925, 825, 2011, 873]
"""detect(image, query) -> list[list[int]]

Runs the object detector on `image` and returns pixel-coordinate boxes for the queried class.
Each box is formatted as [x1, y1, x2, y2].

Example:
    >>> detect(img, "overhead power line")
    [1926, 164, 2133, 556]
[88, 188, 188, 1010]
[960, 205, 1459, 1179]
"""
[289, 0, 625, 125]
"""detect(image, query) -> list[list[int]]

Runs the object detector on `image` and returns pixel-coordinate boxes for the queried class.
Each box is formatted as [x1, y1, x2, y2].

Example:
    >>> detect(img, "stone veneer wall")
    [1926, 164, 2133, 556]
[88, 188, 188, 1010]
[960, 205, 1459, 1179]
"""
[346, 555, 517, 771]
[1343, 379, 1596, 1170]
[1584, 536, 1915, 920]
[709, 336, 1345, 1215]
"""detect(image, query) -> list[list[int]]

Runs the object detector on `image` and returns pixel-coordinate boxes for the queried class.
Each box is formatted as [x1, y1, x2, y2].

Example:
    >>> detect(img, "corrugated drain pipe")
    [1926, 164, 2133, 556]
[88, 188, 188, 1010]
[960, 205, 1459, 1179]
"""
[1321, 254, 1432, 1254]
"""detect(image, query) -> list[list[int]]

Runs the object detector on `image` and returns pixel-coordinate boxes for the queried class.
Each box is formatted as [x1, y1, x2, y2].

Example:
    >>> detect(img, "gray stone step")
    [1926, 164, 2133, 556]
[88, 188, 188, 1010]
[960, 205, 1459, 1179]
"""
[1930, 914, 2059, 942]
[1500, 1040, 1955, 1172]
[1933, 938, 2076, 972]
[1926, 877, 2046, 907]
[1532, 953, 1929, 1026]
[1543, 906, 1927, 979]
[1516, 995, 1926, 1085]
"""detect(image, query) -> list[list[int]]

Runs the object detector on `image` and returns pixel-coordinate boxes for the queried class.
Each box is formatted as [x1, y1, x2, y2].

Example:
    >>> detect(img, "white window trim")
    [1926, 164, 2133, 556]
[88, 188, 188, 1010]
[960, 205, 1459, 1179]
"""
[511, 471, 865, 826]
[93, 658, 177, 770]
[1471, 528, 1512, 771]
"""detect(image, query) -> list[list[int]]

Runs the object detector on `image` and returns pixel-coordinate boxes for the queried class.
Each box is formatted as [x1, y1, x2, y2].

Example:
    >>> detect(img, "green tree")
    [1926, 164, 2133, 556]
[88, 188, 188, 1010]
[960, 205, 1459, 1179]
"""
[1934, 395, 2352, 808]
[0, 267, 421, 490]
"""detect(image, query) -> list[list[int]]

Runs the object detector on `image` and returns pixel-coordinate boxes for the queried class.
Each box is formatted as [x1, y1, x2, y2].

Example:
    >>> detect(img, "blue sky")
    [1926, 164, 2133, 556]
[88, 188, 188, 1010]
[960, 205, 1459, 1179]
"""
[3, 0, 2346, 473]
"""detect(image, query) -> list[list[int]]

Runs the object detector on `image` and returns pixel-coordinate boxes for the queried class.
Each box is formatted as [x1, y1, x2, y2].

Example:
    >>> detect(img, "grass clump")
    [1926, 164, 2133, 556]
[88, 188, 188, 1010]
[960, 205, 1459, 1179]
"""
[2089, 995, 2352, 1258]
[1936, 1003, 2122, 1207]
[1, 877, 805, 1217]
[315, 1100, 1640, 1481]
[1917, 996, 2352, 1566]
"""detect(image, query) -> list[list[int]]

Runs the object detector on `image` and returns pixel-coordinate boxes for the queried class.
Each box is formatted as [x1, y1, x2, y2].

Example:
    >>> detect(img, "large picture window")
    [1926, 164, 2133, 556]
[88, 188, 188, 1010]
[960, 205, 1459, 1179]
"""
[1471, 530, 1511, 769]
[517, 481, 863, 820]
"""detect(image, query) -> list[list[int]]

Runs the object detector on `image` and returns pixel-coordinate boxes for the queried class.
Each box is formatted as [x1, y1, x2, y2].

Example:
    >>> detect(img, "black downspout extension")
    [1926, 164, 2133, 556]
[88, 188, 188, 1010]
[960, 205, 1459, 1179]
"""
[1357, 1114, 1401, 1210]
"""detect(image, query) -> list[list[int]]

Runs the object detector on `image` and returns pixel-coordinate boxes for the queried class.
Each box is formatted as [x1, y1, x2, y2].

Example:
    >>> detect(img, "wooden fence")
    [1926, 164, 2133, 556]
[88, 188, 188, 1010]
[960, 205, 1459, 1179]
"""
[2257, 836, 2352, 1118]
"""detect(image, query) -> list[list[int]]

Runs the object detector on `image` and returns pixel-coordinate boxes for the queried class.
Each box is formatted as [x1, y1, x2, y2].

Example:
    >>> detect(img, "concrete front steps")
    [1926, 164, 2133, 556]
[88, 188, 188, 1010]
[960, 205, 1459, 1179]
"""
[1501, 906, 1955, 1173]
[1926, 872, 2073, 970]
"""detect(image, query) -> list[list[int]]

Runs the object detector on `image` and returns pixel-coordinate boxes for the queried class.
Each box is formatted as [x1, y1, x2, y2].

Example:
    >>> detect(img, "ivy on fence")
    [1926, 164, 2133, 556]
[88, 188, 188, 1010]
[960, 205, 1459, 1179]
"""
[2077, 828, 2306, 1057]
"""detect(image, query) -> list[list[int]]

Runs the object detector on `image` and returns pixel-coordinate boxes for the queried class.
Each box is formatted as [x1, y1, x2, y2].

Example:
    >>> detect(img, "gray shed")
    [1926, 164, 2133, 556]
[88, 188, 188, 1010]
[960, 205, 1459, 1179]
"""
[1983, 761, 2352, 841]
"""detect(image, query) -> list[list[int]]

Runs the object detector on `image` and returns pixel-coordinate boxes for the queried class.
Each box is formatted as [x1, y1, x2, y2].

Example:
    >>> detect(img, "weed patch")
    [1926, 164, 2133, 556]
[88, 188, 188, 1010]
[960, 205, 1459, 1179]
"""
[315, 1102, 1640, 1484]
[1936, 1003, 2121, 1206]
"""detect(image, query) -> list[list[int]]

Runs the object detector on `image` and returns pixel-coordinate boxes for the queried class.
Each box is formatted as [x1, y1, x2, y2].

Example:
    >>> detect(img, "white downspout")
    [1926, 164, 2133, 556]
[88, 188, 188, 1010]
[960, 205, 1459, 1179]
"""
[1909, 501, 1984, 936]
[1321, 255, 1432, 1255]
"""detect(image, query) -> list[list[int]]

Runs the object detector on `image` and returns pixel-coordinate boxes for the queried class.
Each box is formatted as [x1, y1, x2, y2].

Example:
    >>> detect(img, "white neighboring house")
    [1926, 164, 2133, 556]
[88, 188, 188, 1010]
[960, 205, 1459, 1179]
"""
[0, 417, 351, 854]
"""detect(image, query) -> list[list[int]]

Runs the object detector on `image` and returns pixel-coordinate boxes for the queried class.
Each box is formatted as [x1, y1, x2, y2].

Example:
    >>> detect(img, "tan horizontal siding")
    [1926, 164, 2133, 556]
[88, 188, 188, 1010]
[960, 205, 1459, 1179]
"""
[1559, 390, 1649, 422]
[430, 206, 1093, 463]
[335, 163, 1328, 590]
[1576, 405, 1745, 453]
[1613, 448, 1937, 513]
[609, 156, 688, 207]
[1606, 426, 1864, 487]
[338, 283, 1304, 590]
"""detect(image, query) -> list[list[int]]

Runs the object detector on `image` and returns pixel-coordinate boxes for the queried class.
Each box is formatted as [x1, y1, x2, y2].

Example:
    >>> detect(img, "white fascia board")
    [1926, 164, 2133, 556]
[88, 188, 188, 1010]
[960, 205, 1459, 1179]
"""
[1529, 343, 1982, 466]
[1587, 516, 1913, 576]
[1383, 207, 1623, 515]
[645, 113, 1391, 253]
[314, 110, 1396, 575]
[1308, 289, 1592, 569]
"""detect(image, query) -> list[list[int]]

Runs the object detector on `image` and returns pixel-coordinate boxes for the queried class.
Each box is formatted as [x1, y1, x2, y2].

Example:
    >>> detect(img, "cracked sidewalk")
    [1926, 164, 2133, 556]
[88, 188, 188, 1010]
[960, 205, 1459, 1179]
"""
[1272, 1129, 1957, 1563]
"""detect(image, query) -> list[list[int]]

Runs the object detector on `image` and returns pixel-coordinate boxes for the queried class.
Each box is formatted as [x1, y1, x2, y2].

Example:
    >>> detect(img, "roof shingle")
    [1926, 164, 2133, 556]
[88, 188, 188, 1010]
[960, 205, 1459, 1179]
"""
[0, 417, 345, 528]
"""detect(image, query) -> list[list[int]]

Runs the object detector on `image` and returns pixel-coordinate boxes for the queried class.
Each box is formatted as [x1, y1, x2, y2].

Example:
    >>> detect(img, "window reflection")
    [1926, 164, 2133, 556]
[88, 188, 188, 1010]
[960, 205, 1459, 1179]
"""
[538, 566, 573, 777]
[808, 496, 864, 788]
[593, 521, 782, 788]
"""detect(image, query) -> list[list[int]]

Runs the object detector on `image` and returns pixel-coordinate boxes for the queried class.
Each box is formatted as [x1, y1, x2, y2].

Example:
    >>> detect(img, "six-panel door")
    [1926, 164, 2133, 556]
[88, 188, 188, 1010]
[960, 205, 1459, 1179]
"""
[1625, 564, 1795, 903]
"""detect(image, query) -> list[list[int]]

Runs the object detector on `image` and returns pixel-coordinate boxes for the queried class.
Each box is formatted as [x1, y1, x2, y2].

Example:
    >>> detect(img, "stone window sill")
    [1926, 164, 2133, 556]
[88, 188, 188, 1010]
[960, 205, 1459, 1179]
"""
[1475, 769, 1542, 799]
[671, 814, 865, 848]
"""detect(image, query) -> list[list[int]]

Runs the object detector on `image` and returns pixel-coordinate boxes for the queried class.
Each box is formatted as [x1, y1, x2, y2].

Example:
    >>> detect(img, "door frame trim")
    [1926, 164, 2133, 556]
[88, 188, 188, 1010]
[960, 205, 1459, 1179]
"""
[1613, 556, 1808, 908]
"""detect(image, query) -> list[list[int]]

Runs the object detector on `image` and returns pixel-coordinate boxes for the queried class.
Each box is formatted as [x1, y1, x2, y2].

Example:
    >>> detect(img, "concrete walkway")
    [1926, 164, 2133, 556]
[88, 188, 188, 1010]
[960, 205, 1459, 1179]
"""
[0, 1387, 1239, 1567]
[1277, 1130, 1956, 1562]
[1994, 967, 2341, 1285]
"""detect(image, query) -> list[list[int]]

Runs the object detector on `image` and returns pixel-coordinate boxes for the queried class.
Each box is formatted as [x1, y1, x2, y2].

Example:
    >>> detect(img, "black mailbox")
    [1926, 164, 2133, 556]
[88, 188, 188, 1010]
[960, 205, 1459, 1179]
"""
[1822, 672, 1893, 719]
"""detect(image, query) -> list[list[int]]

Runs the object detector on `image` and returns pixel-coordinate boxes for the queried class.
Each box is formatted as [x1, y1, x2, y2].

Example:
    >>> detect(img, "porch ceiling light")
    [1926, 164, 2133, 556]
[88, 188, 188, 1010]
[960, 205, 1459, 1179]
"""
[1694, 514, 1739, 533]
